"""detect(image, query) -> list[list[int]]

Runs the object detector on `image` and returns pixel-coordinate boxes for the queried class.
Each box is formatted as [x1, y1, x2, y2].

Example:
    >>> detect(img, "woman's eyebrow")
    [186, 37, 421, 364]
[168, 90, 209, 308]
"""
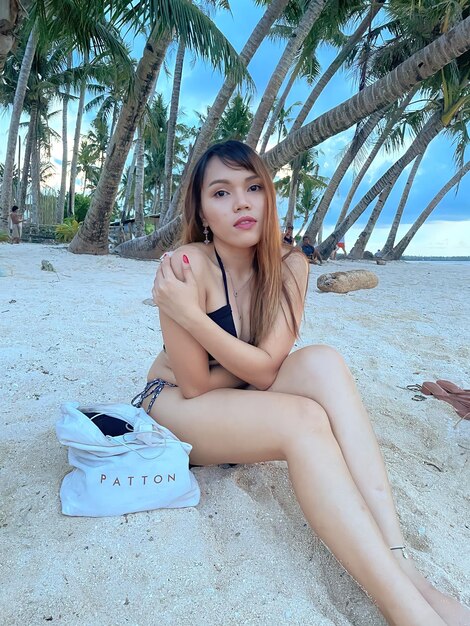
[208, 174, 259, 187]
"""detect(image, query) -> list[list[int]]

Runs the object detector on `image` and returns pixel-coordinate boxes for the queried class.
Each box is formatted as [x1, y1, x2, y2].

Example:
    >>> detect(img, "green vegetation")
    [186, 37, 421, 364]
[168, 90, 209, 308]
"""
[0, 1, 469, 258]
[55, 217, 81, 242]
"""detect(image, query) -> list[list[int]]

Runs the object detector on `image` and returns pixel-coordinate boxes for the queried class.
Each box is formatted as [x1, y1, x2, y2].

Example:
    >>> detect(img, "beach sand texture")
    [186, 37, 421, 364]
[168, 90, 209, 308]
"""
[1, 243, 469, 626]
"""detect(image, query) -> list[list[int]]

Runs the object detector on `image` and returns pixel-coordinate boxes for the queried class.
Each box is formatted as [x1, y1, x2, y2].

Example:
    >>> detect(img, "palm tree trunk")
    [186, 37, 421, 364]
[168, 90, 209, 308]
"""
[121, 150, 137, 222]
[304, 108, 383, 242]
[284, 157, 301, 229]
[108, 102, 119, 147]
[152, 181, 161, 215]
[316, 111, 443, 259]
[259, 67, 298, 155]
[245, 0, 328, 150]
[337, 90, 416, 226]
[68, 50, 88, 217]
[263, 16, 470, 173]
[296, 211, 311, 238]
[348, 174, 398, 259]
[19, 109, 36, 212]
[0, 22, 38, 230]
[160, 0, 291, 228]
[69, 28, 172, 254]
[161, 37, 185, 222]
[389, 160, 470, 259]
[381, 151, 425, 257]
[290, 2, 385, 134]
[30, 120, 40, 226]
[115, 213, 183, 259]
[56, 53, 72, 224]
[133, 122, 145, 237]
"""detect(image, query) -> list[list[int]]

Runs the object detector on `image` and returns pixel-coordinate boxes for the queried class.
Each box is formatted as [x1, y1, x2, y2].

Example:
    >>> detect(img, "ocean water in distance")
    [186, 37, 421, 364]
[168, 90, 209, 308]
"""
[402, 256, 470, 262]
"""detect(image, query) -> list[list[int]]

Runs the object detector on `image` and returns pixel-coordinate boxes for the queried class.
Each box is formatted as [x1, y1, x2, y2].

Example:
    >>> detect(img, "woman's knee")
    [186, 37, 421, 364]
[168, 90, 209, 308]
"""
[295, 344, 348, 374]
[280, 397, 333, 454]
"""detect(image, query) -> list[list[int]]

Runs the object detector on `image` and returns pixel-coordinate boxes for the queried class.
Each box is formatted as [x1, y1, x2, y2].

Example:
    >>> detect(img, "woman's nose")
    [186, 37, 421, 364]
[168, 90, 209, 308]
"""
[233, 192, 250, 211]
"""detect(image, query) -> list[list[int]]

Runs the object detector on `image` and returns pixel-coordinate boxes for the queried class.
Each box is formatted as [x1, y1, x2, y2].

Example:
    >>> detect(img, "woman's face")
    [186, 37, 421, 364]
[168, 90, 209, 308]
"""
[200, 156, 266, 248]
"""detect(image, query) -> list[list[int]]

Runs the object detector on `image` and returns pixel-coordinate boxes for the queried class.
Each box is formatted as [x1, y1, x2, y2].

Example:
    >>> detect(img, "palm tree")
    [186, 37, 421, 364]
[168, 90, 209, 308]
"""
[70, 0, 247, 254]
[316, 110, 444, 259]
[68, 50, 89, 217]
[263, 15, 470, 173]
[337, 90, 417, 225]
[282, 148, 324, 229]
[389, 160, 470, 259]
[3, 35, 70, 225]
[380, 151, 425, 257]
[119, 156, 136, 223]
[273, 100, 302, 146]
[215, 93, 254, 142]
[259, 69, 303, 155]
[77, 140, 99, 194]
[0, 23, 38, 230]
[19, 111, 36, 211]
[289, 1, 385, 135]
[1, 0, 130, 229]
[161, 37, 186, 222]
[348, 173, 398, 259]
[56, 51, 72, 223]
[86, 114, 111, 172]
[245, 0, 328, 149]
[133, 121, 146, 237]
[294, 175, 324, 236]
[304, 107, 384, 243]
[116, 4, 470, 260]
[158, 0, 291, 230]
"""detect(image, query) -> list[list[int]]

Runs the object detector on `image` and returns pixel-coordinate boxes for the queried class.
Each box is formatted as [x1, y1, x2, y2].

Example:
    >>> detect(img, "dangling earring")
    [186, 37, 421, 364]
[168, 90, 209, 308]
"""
[203, 225, 210, 245]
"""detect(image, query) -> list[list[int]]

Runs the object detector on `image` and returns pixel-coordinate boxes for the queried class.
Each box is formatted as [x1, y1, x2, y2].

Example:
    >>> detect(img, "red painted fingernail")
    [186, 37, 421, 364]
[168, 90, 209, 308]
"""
[183, 254, 189, 264]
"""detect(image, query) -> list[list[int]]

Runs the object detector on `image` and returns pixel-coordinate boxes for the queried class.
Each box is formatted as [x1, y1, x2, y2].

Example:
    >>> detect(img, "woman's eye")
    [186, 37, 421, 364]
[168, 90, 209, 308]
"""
[214, 190, 228, 198]
[249, 184, 262, 192]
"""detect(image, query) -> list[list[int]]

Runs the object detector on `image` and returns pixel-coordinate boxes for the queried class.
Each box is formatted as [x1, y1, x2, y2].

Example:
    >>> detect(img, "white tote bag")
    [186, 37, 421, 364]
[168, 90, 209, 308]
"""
[56, 402, 200, 517]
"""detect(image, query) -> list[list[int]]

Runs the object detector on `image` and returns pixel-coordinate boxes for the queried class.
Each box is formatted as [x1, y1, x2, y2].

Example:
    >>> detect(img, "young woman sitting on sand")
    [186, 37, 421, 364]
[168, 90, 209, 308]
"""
[134, 140, 468, 626]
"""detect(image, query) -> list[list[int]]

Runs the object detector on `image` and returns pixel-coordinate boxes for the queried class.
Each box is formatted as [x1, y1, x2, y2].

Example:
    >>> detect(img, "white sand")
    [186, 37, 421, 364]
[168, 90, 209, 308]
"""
[1, 243, 469, 626]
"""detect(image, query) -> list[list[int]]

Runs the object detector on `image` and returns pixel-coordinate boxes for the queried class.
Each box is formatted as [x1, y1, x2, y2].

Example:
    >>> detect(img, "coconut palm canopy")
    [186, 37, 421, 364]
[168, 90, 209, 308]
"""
[1, 0, 469, 258]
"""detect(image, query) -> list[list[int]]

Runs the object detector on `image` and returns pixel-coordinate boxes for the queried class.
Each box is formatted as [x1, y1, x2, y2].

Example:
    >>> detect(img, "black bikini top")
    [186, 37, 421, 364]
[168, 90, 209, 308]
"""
[163, 249, 238, 361]
[207, 249, 238, 339]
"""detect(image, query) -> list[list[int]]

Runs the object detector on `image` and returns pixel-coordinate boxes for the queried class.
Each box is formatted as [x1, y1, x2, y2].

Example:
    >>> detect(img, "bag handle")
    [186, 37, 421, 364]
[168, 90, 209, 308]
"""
[88, 415, 167, 460]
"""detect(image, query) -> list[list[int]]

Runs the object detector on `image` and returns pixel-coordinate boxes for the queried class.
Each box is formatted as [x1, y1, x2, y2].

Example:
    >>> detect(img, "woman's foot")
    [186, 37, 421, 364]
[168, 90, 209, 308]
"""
[398, 555, 470, 626]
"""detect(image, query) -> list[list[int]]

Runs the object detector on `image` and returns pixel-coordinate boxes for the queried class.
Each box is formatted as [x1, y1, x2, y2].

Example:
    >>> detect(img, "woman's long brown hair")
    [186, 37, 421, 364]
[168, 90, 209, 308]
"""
[181, 140, 305, 346]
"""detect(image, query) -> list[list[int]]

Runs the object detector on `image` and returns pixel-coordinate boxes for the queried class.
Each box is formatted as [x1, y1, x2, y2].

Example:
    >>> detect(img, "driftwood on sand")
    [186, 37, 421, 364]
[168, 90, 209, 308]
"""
[317, 269, 379, 293]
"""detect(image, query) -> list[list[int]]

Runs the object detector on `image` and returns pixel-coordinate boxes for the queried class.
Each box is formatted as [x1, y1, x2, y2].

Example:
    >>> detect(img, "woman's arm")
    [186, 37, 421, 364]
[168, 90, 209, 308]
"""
[155, 248, 308, 391]
[156, 247, 246, 398]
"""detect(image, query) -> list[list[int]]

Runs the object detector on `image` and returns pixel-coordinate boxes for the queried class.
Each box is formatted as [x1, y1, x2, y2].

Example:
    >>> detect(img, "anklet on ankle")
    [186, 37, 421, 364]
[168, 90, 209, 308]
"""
[390, 545, 409, 559]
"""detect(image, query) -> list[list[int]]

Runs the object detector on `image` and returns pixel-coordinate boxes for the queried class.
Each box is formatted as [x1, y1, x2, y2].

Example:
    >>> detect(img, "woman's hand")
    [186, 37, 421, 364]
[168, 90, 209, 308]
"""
[152, 252, 202, 327]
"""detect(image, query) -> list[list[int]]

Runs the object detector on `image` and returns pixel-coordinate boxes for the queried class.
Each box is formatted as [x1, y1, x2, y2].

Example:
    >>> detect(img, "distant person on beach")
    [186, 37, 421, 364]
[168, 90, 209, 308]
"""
[301, 235, 322, 264]
[375, 249, 383, 258]
[330, 236, 347, 260]
[9, 205, 23, 244]
[282, 224, 294, 246]
[134, 140, 468, 626]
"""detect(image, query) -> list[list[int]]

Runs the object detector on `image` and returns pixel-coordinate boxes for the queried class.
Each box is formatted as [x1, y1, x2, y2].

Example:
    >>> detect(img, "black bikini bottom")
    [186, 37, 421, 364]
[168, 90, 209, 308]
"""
[131, 378, 177, 414]
[131, 378, 237, 470]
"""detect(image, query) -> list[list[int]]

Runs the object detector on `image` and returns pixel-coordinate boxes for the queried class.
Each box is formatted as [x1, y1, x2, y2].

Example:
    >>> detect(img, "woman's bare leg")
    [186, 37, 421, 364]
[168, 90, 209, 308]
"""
[269, 345, 469, 625]
[150, 386, 445, 625]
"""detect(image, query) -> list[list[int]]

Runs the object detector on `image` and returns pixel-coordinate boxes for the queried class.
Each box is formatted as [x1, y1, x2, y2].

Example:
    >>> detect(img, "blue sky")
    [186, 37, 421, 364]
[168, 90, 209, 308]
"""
[1, 0, 469, 255]
[156, 0, 469, 255]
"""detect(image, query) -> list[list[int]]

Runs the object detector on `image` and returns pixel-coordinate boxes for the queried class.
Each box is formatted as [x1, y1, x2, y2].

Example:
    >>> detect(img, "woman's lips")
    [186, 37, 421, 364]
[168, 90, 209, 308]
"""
[234, 218, 257, 230]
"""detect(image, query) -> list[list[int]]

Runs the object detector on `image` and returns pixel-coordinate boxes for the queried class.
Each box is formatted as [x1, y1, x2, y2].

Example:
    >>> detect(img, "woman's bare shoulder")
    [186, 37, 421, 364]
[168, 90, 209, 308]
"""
[168, 243, 212, 276]
[283, 248, 309, 273]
